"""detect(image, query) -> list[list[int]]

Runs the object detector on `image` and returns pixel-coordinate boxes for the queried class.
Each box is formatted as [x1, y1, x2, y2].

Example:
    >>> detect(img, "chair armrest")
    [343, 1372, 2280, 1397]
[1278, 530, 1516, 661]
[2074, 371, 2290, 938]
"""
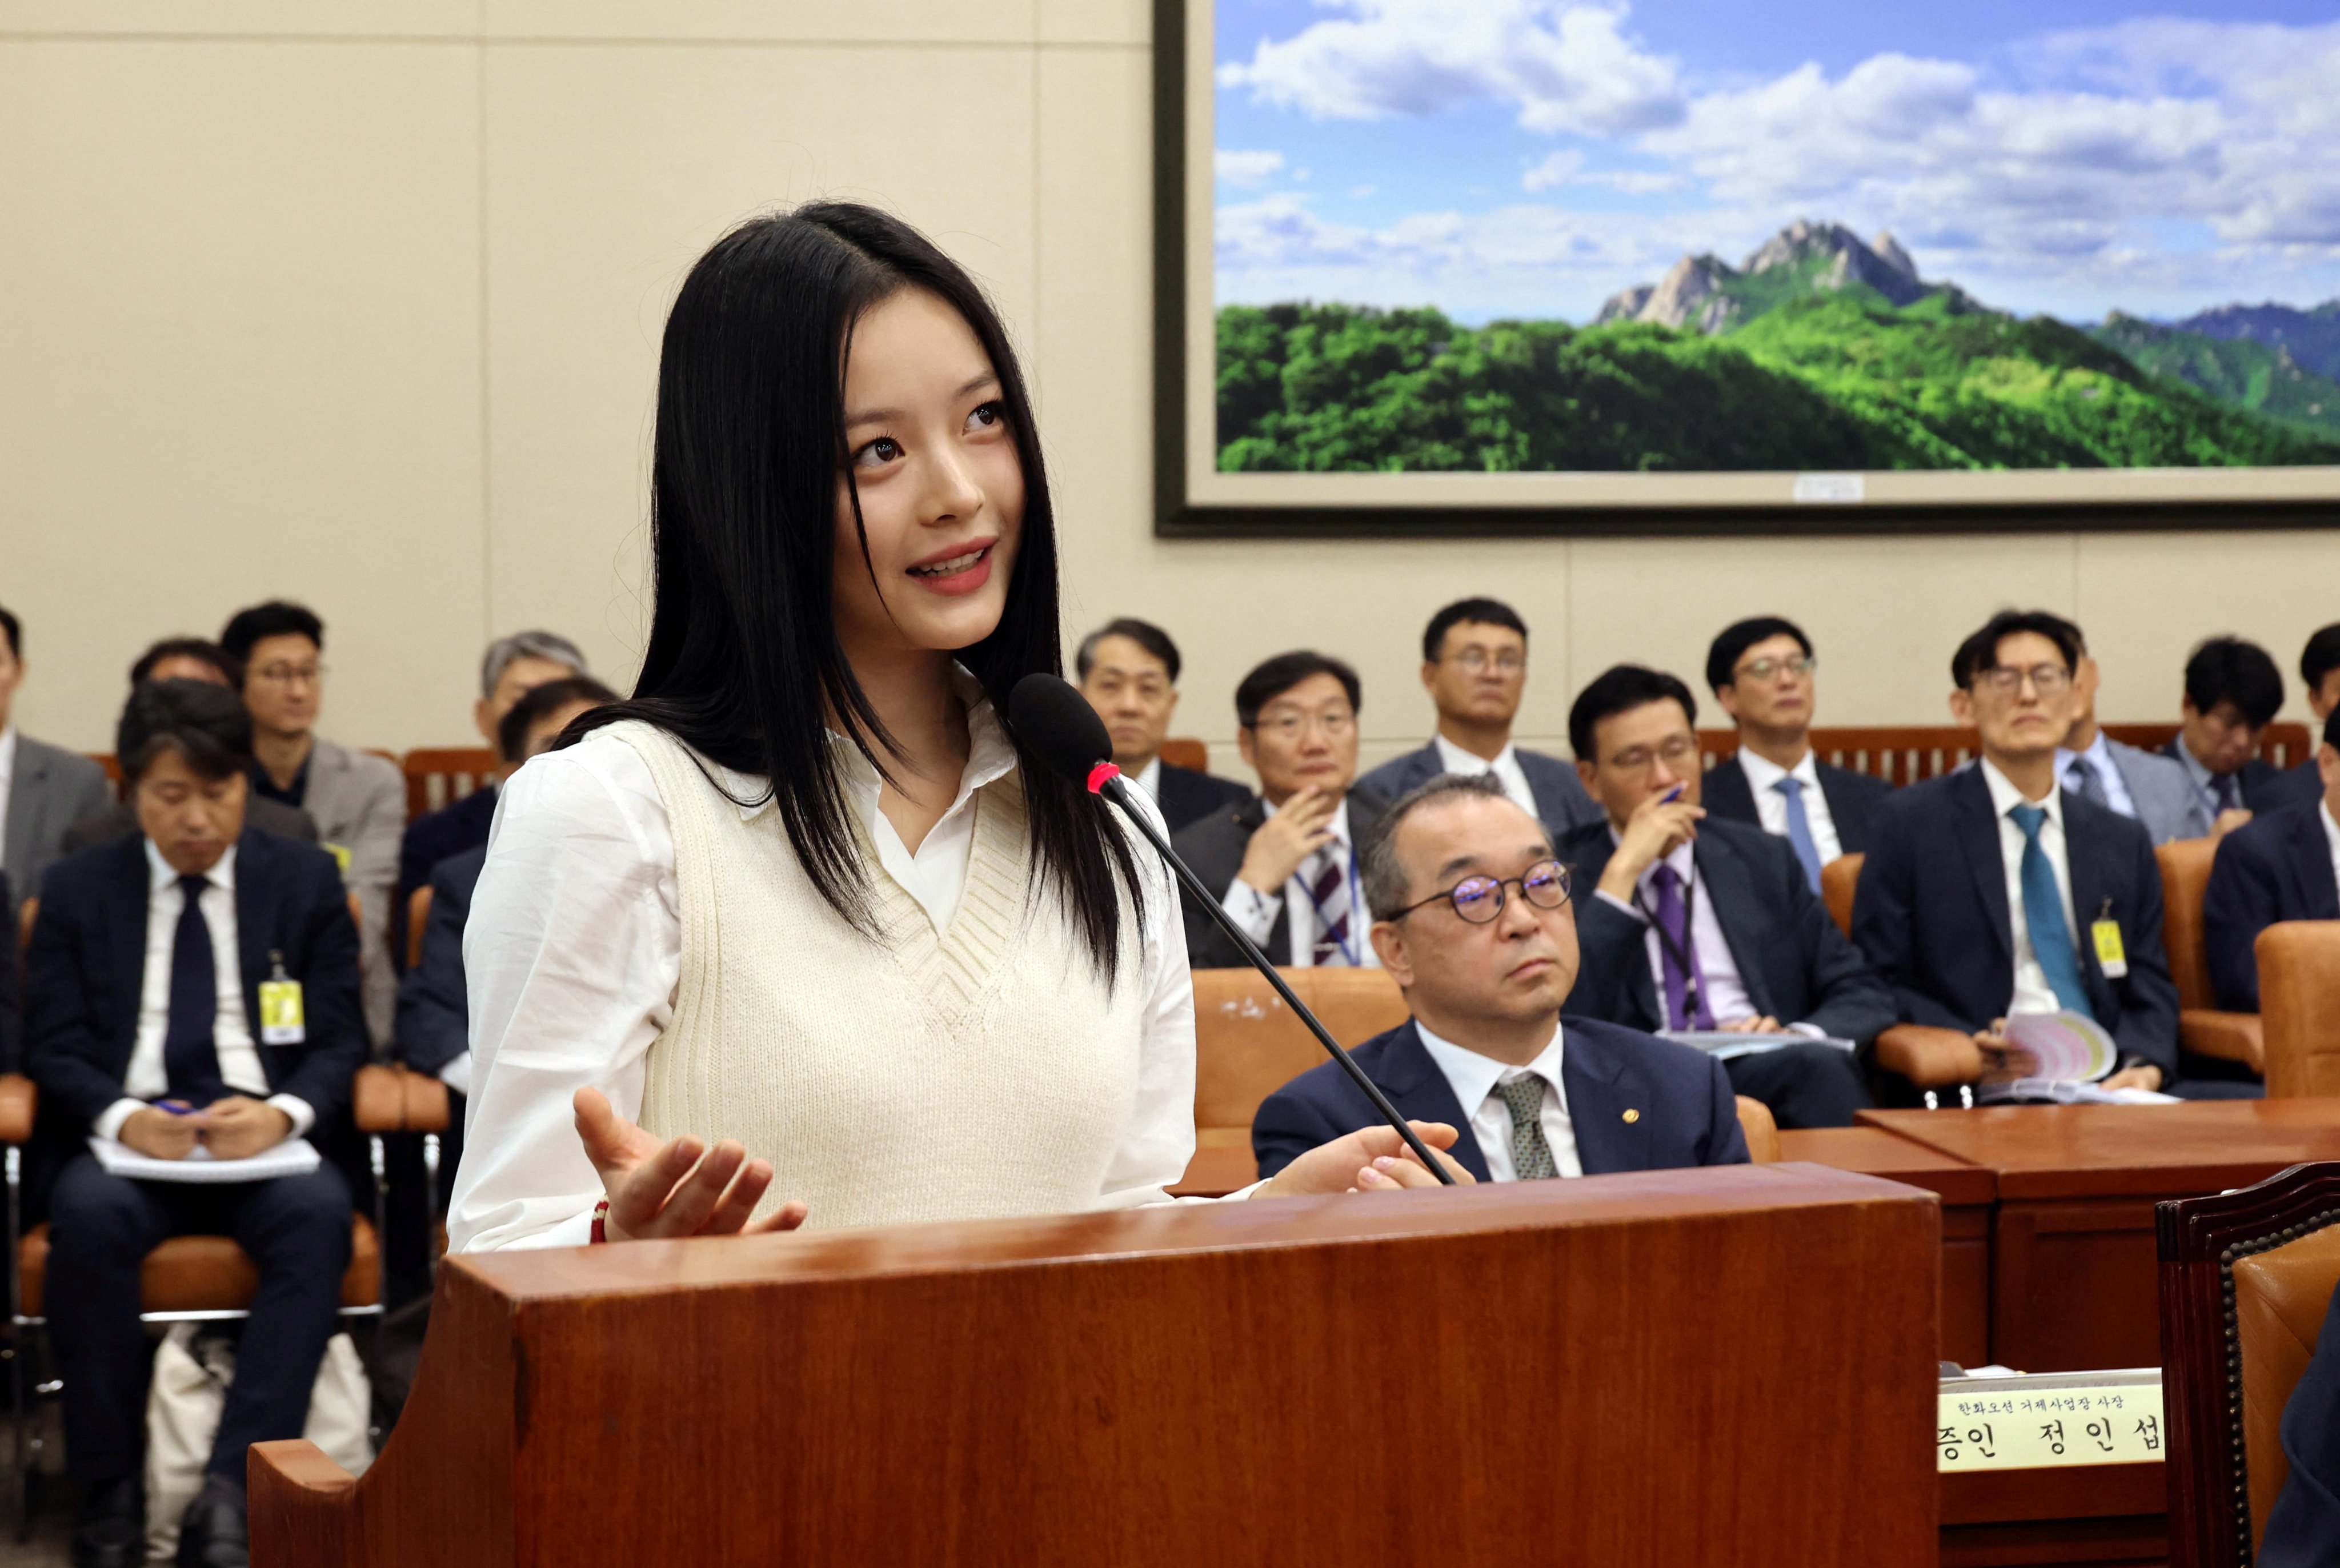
[0, 1074, 34, 1145]
[351, 1064, 451, 1136]
[1873, 1025, 1984, 1089]
[2180, 1009, 2265, 1076]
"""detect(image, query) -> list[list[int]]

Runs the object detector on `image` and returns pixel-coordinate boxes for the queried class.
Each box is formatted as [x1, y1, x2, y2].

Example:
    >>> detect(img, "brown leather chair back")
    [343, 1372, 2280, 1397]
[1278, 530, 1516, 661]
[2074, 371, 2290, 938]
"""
[2257, 922, 2340, 1098]
[1820, 854, 1862, 939]
[2158, 838, 2219, 1010]
[402, 746, 498, 821]
[1734, 1096, 1780, 1163]
[17, 896, 34, 953]
[407, 886, 434, 971]
[2234, 1225, 2340, 1547]
[1192, 968, 1409, 1143]
[1157, 737, 1211, 772]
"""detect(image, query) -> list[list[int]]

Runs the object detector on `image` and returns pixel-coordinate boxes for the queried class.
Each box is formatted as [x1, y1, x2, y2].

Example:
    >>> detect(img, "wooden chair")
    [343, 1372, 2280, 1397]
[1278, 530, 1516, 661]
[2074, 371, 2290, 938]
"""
[2156, 839, 2265, 1076]
[2257, 922, 2340, 1098]
[1157, 737, 1209, 772]
[1820, 853, 1861, 940]
[1805, 854, 1982, 1097]
[86, 753, 122, 800]
[400, 747, 498, 821]
[1188, 968, 1409, 1189]
[1734, 1096, 1779, 1163]
[2158, 1161, 2340, 1567]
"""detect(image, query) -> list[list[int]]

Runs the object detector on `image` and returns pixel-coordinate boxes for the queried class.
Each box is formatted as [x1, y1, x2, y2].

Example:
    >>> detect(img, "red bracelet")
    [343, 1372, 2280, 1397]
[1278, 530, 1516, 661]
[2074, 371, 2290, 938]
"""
[590, 1198, 610, 1244]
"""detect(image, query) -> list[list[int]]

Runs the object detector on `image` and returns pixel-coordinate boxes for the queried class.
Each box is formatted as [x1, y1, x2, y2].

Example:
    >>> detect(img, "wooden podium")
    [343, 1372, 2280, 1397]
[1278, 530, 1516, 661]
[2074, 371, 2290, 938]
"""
[251, 1165, 1940, 1566]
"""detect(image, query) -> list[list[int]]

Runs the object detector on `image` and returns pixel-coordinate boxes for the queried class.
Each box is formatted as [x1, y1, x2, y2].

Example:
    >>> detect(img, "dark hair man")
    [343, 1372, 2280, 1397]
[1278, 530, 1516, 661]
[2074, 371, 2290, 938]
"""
[1252, 774, 1748, 1180]
[2165, 635, 2288, 827]
[1701, 616, 1892, 890]
[1354, 597, 1602, 840]
[1075, 617, 1251, 833]
[1852, 612, 2213, 1099]
[24, 679, 364, 1565]
[1555, 665, 1886, 1128]
[2201, 705, 2340, 1014]
[0, 602, 114, 918]
[1171, 652, 1388, 971]
[221, 599, 404, 1045]
[2048, 615, 2209, 845]
[130, 637, 243, 689]
[2253, 623, 2340, 813]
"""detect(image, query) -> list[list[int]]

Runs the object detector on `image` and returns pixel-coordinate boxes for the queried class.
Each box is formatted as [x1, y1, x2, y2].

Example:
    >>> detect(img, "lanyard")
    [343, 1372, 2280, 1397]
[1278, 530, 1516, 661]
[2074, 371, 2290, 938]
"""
[1296, 841, 1363, 967]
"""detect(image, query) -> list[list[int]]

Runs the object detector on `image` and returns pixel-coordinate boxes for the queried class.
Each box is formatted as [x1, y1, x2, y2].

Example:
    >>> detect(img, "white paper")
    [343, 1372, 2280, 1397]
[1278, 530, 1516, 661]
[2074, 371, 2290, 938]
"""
[1659, 1030, 1857, 1062]
[2001, 1010, 2119, 1083]
[89, 1136, 322, 1185]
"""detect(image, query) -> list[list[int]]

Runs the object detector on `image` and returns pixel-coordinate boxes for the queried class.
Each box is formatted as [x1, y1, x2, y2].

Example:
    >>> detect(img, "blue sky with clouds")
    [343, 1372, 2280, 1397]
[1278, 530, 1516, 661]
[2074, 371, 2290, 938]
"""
[1213, 1, 2340, 324]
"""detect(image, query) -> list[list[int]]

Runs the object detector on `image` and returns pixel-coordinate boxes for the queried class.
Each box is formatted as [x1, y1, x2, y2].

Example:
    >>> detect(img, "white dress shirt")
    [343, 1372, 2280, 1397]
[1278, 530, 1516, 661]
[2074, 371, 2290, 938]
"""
[1978, 760, 2079, 1018]
[0, 726, 16, 853]
[95, 841, 316, 1143]
[2321, 801, 2340, 898]
[456, 692, 1206, 1251]
[1414, 1018, 1583, 1180]
[2055, 730, 2139, 820]
[1216, 796, 1379, 969]
[1733, 747, 1844, 865]
[1593, 839, 1760, 1027]
[1132, 756, 1163, 801]
[1432, 733, 1536, 818]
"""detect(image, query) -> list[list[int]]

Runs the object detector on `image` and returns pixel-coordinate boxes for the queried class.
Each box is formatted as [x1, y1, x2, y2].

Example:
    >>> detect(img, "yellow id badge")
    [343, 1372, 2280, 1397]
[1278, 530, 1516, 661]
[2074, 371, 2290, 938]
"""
[2091, 920, 2128, 979]
[323, 842, 352, 877]
[258, 979, 307, 1045]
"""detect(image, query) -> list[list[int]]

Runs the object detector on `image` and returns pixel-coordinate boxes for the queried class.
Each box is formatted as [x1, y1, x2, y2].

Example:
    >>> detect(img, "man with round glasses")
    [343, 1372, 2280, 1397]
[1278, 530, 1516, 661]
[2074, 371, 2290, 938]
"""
[1251, 773, 1749, 1182]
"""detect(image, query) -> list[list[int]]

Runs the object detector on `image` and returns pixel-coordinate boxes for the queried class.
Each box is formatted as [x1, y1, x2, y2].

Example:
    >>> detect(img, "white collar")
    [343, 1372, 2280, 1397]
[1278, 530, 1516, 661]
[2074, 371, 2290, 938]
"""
[146, 837, 238, 894]
[1433, 733, 1517, 776]
[1980, 757, 2063, 828]
[0, 725, 15, 780]
[1134, 756, 1164, 797]
[716, 665, 1012, 824]
[1415, 1017, 1566, 1110]
[1735, 744, 1817, 792]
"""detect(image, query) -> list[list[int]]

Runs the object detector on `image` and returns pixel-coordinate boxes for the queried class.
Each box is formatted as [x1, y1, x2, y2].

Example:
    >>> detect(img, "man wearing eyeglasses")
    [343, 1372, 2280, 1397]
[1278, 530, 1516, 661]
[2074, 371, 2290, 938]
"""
[1355, 598, 1603, 838]
[1251, 772, 1748, 1181]
[1173, 651, 1390, 971]
[1852, 611, 2206, 1098]
[1700, 616, 1893, 892]
[1553, 665, 1885, 1128]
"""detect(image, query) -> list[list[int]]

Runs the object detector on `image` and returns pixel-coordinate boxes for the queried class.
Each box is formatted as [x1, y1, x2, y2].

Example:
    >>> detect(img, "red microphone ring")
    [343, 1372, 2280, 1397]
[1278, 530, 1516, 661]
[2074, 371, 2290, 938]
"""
[1085, 761, 1123, 796]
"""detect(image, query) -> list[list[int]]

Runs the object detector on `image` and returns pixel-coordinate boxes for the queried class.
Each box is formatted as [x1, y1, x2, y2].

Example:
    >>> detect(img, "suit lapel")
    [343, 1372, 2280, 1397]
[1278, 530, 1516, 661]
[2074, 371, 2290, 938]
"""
[1693, 835, 1777, 1018]
[233, 832, 281, 1072]
[2289, 807, 2340, 917]
[2, 745, 41, 880]
[1951, 769, 2013, 960]
[1816, 765, 1861, 848]
[1372, 1024, 1493, 1182]
[1561, 1028, 1647, 1174]
[105, 836, 151, 1066]
[2062, 799, 2118, 1016]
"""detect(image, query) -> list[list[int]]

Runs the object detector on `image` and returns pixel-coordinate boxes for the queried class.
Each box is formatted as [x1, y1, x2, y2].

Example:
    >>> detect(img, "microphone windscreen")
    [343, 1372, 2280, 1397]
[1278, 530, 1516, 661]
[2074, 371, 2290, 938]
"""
[1008, 673, 1113, 785]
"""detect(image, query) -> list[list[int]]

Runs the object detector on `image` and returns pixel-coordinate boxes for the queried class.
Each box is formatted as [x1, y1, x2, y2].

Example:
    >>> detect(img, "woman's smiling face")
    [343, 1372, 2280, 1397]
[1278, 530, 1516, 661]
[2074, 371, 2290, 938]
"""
[830, 285, 1025, 661]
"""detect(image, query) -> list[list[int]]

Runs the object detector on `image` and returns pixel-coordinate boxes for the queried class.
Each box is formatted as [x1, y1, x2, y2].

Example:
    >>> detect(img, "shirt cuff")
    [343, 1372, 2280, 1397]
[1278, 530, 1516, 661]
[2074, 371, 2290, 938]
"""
[1220, 881, 1282, 945]
[439, 1051, 474, 1098]
[499, 1208, 601, 1250]
[1786, 1022, 1827, 1040]
[94, 1098, 145, 1144]
[1594, 888, 1646, 921]
[267, 1094, 316, 1139]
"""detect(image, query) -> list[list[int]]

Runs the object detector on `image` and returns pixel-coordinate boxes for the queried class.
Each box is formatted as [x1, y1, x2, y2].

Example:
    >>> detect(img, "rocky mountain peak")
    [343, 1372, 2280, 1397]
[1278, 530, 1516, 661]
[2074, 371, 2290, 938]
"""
[1871, 231, 1918, 281]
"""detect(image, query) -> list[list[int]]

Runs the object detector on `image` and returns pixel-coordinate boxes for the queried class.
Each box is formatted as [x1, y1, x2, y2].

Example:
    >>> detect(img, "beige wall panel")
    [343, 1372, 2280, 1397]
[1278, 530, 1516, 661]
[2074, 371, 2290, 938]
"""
[0, 40, 483, 753]
[2077, 531, 2340, 727]
[482, 42, 1039, 690]
[484, 1, 1032, 44]
[0, 1, 478, 37]
[1039, 0, 1149, 47]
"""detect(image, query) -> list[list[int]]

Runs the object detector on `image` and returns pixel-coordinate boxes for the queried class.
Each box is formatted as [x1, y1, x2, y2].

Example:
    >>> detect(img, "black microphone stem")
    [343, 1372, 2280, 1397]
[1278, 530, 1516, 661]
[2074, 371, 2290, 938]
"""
[1099, 776, 1457, 1186]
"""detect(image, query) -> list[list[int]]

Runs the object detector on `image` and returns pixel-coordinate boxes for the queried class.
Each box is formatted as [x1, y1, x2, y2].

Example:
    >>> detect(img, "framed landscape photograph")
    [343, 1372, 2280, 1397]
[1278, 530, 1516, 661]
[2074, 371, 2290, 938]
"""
[1154, 0, 2340, 534]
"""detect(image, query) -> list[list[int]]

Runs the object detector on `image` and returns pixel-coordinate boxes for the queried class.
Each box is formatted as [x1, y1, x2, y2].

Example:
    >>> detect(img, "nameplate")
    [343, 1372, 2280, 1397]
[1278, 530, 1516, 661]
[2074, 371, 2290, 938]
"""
[1938, 1369, 2163, 1471]
[1792, 472, 1865, 504]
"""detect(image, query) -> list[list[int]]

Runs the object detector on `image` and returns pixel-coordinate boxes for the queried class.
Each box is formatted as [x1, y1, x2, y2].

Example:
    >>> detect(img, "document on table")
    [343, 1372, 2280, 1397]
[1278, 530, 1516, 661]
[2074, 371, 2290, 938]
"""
[87, 1136, 322, 1184]
[1660, 1030, 1857, 1062]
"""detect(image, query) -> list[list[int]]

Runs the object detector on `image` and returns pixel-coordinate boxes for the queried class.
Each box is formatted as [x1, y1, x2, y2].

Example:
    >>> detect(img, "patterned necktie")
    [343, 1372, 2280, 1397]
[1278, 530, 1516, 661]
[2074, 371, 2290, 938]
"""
[1494, 1076, 1558, 1180]
[1649, 864, 1717, 1029]
[2008, 804, 2092, 1014]
[163, 873, 228, 1105]
[2066, 756, 2110, 809]
[1309, 846, 1353, 967]
[1774, 776, 1825, 894]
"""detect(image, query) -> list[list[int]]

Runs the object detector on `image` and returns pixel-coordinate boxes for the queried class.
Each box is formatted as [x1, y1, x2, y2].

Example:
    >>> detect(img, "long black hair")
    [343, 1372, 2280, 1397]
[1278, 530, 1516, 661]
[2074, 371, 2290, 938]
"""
[574, 202, 1142, 979]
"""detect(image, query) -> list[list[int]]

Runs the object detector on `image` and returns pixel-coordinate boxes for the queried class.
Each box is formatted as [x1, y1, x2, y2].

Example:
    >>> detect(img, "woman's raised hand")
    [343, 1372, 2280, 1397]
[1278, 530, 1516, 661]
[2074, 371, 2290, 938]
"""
[572, 1088, 810, 1241]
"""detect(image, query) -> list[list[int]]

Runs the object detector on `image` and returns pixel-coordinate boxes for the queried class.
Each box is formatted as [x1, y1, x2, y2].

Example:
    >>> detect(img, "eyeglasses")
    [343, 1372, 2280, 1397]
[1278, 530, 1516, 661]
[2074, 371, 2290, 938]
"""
[1253, 707, 1356, 740]
[1444, 649, 1524, 674]
[1737, 655, 1814, 682]
[1389, 859, 1571, 925]
[250, 663, 324, 688]
[1973, 664, 2071, 697]
[1601, 735, 1698, 774]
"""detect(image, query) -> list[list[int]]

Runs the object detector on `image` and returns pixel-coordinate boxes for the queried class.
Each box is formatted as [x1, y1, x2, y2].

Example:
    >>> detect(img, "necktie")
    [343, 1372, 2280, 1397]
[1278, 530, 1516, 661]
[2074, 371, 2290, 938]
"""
[2066, 756, 2110, 809]
[1774, 777, 1825, 894]
[1494, 1076, 1558, 1180]
[163, 873, 228, 1105]
[1650, 864, 1717, 1029]
[2214, 772, 2239, 813]
[1308, 847, 1353, 967]
[2008, 804, 2092, 1015]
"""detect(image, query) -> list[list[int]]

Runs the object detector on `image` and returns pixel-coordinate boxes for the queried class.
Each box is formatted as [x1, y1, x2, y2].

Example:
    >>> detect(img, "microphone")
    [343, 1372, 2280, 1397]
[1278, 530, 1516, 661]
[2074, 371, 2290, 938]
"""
[1008, 673, 1456, 1186]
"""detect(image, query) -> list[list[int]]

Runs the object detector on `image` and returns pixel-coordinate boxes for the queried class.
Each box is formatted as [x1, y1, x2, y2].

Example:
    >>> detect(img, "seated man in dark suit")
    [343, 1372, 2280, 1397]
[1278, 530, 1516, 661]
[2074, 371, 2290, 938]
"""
[2258, 1278, 2340, 1566]
[1254, 773, 1748, 1180]
[2258, 623, 2340, 815]
[1557, 665, 1884, 1128]
[1172, 652, 1388, 971]
[1852, 611, 2225, 1099]
[1074, 617, 1251, 833]
[2202, 707, 2340, 1012]
[1354, 598, 1602, 840]
[25, 679, 363, 1567]
[1700, 616, 1892, 889]
[2166, 635, 2290, 829]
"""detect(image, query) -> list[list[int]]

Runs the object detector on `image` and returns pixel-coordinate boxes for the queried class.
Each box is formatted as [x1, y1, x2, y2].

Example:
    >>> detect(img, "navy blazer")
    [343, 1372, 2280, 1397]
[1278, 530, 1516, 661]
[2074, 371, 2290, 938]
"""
[1697, 749, 1894, 856]
[2253, 756, 2325, 815]
[1851, 768, 2180, 1077]
[394, 784, 498, 968]
[1170, 784, 1392, 970]
[1155, 762, 1253, 836]
[0, 871, 16, 1073]
[1556, 816, 1897, 1046]
[25, 828, 367, 1136]
[2202, 801, 2340, 1012]
[394, 844, 484, 1077]
[1353, 741, 1604, 840]
[1252, 1016, 1749, 1181]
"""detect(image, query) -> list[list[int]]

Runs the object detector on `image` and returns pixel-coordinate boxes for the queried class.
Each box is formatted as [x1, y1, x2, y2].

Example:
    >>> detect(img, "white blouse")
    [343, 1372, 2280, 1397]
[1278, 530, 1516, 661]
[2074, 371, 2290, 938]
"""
[451, 700, 1201, 1252]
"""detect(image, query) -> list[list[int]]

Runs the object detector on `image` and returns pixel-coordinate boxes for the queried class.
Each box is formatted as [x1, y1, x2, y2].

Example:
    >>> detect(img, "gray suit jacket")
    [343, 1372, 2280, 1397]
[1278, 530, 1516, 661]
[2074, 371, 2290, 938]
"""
[301, 735, 407, 1046]
[4, 733, 112, 916]
[2101, 737, 2211, 845]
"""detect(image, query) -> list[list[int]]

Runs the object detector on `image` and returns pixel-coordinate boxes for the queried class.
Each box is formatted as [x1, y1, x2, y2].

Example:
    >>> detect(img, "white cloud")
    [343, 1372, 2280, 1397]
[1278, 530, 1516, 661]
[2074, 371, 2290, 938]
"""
[1214, 148, 1287, 187]
[1521, 149, 1584, 191]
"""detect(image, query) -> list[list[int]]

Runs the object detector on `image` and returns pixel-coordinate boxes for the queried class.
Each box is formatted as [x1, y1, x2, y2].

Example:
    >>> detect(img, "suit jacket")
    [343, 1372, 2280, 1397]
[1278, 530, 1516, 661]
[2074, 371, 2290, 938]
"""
[2254, 756, 2325, 815]
[23, 828, 366, 1137]
[1556, 816, 1897, 1046]
[61, 796, 318, 857]
[1251, 1016, 1749, 1181]
[1170, 784, 1390, 970]
[298, 735, 406, 1045]
[1851, 768, 2181, 1078]
[4, 734, 113, 918]
[394, 784, 498, 968]
[1699, 749, 1894, 856]
[2099, 737, 2210, 845]
[2259, 1280, 2340, 1565]
[0, 870, 15, 1072]
[1354, 741, 1602, 840]
[2159, 737, 2288, 814]
[394, 844, 484, 1077]
[1154, 763, 1252, 837]
[2201, 801, 2340, 1012]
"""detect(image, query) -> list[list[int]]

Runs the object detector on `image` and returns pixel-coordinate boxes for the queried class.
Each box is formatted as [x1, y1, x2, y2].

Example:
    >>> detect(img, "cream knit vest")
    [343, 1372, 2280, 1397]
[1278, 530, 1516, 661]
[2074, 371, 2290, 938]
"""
[611, 721, 1145, 1231]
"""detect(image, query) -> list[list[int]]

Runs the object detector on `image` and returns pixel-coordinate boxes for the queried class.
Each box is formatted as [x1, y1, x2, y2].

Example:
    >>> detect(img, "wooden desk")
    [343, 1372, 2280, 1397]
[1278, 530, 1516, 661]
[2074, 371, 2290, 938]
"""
[1171, 1132, 1256, 1197]
[1780, 1126, 1996, 1368]
[1862, 1101, 2340, 1374]
[1940, 1464, 2167, 1568]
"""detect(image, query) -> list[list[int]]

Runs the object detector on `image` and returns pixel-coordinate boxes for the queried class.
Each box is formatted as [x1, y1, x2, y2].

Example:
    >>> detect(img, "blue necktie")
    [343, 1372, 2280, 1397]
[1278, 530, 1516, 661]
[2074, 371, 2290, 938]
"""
[1775, 777, 1824, 894]
[2008, 804, 2091, 1015]
[163, 873, 228, 1105]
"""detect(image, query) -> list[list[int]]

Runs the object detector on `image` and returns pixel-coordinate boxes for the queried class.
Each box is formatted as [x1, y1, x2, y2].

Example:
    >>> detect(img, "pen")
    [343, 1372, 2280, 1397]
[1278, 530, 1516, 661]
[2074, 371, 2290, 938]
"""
[1658, 783, 1686, 804]
[155, 1100, 197, 1117]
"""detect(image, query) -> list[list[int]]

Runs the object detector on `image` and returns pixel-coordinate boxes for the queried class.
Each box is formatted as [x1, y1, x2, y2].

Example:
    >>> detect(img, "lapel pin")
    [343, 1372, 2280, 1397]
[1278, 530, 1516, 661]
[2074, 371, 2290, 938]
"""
[1622, 1109, 1640, 1124]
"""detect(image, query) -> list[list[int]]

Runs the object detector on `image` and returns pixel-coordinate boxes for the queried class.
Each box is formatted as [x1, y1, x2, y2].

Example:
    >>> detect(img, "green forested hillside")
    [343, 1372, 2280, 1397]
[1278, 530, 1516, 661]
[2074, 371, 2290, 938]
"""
[2089, 314, 2340, 440]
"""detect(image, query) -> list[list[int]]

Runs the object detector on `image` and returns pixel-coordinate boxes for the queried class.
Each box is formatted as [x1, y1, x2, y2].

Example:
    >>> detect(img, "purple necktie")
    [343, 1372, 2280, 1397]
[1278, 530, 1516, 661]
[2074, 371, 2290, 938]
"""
[1310, 848, 1353, 967]
[1650, 864, 1716, 1030]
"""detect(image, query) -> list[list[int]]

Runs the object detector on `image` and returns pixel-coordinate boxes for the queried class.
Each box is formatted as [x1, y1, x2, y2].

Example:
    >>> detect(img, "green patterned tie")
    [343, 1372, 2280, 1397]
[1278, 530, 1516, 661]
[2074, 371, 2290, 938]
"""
[1494, 1076, 1558, 1181]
